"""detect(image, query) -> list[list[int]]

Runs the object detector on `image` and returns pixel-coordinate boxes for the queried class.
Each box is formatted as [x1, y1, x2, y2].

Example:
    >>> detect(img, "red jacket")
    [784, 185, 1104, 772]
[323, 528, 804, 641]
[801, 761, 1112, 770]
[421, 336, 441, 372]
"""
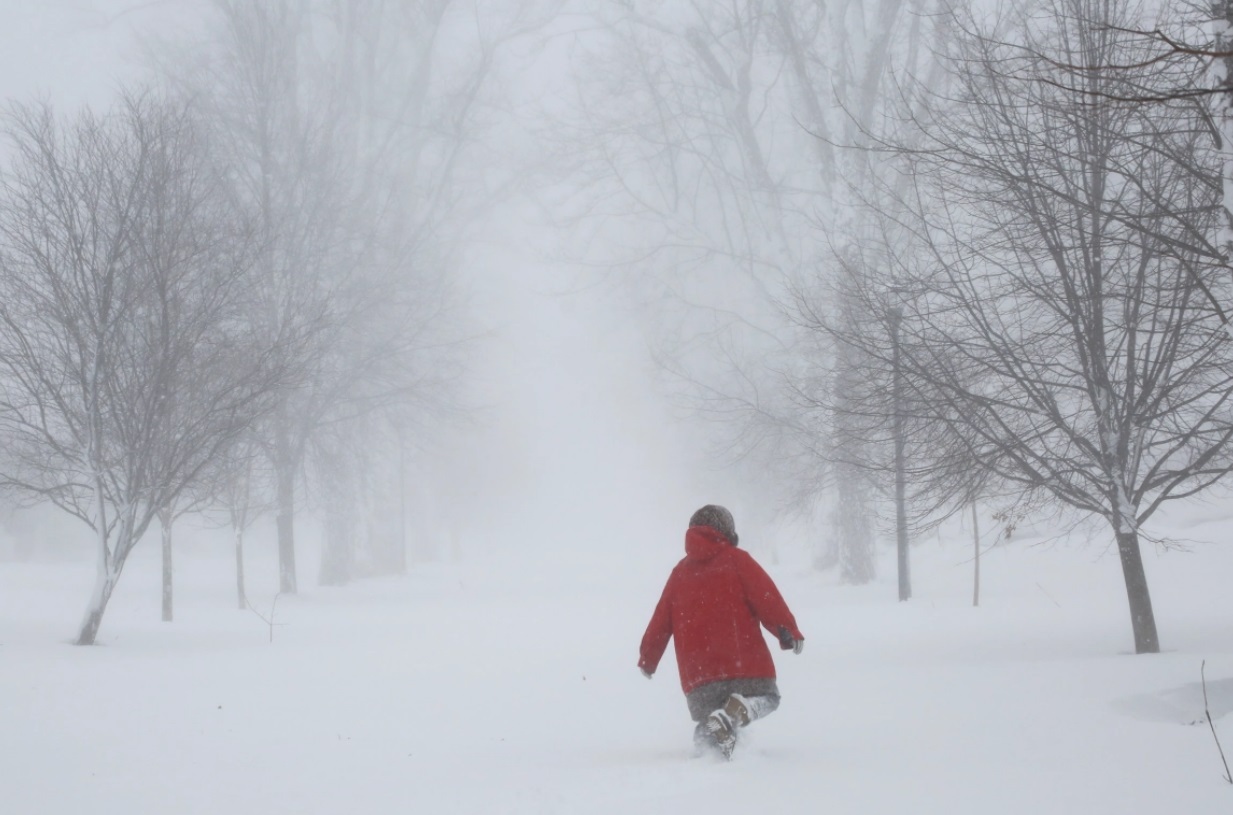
[638, 525, 804, 694]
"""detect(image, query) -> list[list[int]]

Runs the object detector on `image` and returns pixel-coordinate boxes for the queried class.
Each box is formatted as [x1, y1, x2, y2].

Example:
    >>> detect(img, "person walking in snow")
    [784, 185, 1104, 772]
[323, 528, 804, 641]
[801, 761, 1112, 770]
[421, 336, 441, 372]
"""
[638, 504, 804, 759]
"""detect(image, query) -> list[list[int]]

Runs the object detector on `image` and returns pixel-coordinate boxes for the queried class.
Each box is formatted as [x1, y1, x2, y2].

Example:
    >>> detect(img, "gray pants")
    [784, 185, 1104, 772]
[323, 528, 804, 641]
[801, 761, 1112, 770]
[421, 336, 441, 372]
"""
[685, 677, 781, 723]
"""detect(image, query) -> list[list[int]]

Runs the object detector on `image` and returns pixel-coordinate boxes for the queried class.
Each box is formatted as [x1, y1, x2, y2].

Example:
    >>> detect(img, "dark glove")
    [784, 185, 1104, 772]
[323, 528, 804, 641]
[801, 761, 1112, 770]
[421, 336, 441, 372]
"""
[778, 626, 804, 655]
[640, 666, 653, 679]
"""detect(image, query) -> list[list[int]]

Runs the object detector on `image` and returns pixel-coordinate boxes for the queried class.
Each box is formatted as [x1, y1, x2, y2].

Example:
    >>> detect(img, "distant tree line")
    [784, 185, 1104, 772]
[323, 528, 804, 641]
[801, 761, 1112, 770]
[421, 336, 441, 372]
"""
[558, 0, 1233, 654]
[0, 0, 551, 644]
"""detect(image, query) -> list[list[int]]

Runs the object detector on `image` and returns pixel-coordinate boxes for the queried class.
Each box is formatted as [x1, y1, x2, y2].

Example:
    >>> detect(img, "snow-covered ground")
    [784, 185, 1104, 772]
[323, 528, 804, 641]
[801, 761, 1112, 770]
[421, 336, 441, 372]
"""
[3, 505, 1233, 815]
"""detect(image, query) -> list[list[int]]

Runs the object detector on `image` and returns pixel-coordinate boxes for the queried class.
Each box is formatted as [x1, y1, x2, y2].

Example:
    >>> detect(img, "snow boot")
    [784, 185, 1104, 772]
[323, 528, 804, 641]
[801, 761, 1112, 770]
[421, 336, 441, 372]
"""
[723, 693, 752, 727]
[704, 708, 736, 759]
[704, 694, 752, 760]
[692, 721, 714, 757]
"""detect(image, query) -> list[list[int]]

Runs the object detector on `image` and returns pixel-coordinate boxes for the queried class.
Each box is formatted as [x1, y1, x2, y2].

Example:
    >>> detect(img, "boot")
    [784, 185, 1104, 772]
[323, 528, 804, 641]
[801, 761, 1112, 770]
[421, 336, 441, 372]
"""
[704, 694, 753, 760]
[704, 708, 737, 759]
[692, 721, 712, 757]
[723, 693, 752, 727]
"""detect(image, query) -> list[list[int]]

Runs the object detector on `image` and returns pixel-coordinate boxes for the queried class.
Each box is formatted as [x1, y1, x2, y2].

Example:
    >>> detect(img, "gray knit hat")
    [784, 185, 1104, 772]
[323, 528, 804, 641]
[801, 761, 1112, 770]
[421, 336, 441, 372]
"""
[689, 504, 738, 546]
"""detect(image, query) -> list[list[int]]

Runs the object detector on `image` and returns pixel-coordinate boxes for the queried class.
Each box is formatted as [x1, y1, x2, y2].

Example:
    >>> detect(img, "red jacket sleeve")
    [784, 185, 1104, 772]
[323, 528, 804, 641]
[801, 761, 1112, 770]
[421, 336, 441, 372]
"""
[735, 551, 803, 642]
[638, 576, 675, 674]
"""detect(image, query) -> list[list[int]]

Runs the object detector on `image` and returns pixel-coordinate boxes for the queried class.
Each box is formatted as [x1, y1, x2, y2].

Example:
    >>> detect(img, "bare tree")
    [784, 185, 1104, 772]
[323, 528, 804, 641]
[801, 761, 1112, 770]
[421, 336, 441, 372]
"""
[218, 436, 269, 610]
[987, 4, 1233, 330]
[191, 431, 272, 611]
[554, 0, 939, 578]
[152, 0, 544, 593]
[0, 94, 287, 644]
[311, 416, 409, 585]
[159, 429, 272, 620]
[857, 0, 1233, 653]
[788, 241, 996, 596]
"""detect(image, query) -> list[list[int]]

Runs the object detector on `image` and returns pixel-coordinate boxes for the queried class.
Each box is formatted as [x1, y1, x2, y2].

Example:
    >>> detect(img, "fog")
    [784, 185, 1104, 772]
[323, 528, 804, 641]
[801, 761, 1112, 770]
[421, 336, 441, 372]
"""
[440, 227, 728, 558]
[1, 0, 1229, 634]
[0, 0, 750, 573]
[5, 3, 1233, 812]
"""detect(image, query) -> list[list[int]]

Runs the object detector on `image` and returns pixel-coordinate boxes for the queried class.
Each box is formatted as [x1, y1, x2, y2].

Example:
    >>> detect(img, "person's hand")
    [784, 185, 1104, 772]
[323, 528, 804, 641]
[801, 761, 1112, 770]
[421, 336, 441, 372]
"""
[640, 667, 654, 679]
[778, 626, 804, 654]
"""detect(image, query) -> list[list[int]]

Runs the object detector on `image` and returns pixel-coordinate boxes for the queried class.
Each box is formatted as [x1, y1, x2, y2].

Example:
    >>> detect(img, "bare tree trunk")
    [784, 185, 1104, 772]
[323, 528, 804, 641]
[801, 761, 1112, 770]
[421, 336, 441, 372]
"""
[78, 472, 116, 646]
[234, 526, 247, 611]
[318, 445, 357, 586]
[77, 568, 120, 646]
[318, 512, 354, 586]
[835, 470, 876, 584]
[856, 0, 908, 129]
[275, 419, 297, 594]
[77, 513, 136, 646]
[276, 468, 296, 594]
[1114, 527, 1159, 654]
[972, 501, 980, 608]
[773, 0, 834, 183]
[160, 508, 173, 622]
[1216, 2, 1233, 262]
[831, 342, 876, 583]
[890, 306, 910, 602]
[398, 427, 407, 574]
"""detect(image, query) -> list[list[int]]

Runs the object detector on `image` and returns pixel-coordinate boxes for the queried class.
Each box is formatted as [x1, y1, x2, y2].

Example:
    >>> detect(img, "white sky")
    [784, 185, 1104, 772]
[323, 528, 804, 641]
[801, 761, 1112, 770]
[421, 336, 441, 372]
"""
[0, 1, 199, 109]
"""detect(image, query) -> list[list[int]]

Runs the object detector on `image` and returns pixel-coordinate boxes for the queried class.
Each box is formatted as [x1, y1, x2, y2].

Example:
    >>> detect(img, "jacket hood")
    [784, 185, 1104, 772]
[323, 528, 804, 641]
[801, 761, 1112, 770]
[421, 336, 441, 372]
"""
[684, 524, 733, 562]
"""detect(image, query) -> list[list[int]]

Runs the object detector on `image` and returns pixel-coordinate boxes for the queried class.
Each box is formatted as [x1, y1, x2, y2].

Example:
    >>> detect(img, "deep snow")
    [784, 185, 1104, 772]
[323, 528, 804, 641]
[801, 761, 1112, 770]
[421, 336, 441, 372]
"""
[3, 505, 1233, 815]
[1, 4, 1230, 813]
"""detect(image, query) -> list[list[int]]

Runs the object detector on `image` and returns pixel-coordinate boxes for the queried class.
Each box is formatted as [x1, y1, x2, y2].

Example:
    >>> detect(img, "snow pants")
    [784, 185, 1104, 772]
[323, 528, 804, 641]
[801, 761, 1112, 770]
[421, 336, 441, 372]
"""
[685, 677, 780, 723]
